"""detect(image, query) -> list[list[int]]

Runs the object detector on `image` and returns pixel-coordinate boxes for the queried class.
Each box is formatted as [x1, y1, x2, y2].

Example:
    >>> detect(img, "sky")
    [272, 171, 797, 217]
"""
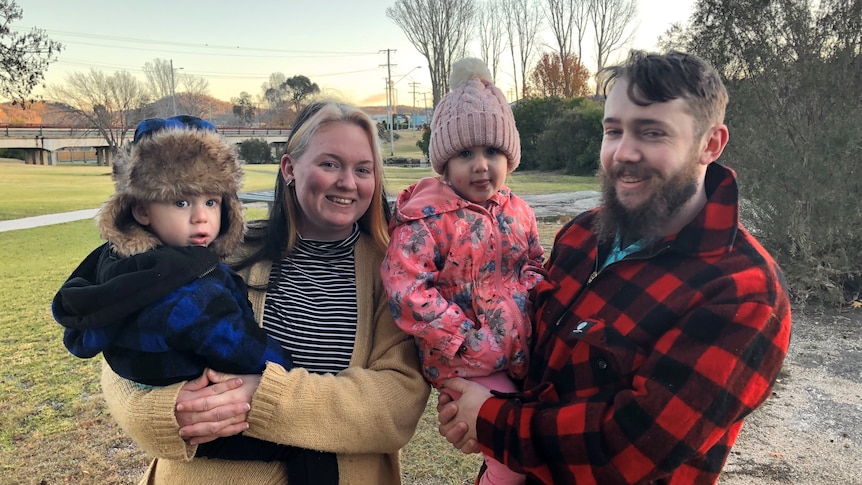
[17, 0, 694, 107]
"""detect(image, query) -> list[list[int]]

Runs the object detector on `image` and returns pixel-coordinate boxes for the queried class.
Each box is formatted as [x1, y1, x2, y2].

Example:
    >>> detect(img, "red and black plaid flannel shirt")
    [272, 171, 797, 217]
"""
[475, 163, 792, 484]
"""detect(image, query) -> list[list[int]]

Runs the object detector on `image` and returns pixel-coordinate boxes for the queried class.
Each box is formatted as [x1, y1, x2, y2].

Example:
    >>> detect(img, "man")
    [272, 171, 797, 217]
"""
[437, 50, 792, 484]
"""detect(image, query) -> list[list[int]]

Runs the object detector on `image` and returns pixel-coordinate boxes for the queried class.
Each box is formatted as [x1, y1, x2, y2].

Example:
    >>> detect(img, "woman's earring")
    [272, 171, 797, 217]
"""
[285, 177, 295, 186]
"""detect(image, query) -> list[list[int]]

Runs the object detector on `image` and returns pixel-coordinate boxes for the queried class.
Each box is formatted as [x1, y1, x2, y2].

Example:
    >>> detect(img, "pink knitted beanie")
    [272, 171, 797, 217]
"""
[430, 58, 521, 174]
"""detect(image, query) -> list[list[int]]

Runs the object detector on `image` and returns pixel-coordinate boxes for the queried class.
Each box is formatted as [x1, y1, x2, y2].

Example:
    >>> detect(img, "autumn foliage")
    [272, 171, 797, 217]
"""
[0, 102, 57, 124]
[529, 53, 591, 99]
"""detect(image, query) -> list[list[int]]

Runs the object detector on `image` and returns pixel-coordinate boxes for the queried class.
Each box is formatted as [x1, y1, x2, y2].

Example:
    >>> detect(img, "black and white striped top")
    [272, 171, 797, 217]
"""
[261, 225, 359, 375]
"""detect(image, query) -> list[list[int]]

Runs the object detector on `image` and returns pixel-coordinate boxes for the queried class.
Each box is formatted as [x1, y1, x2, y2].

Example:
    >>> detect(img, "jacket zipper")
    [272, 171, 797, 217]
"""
[199, 262, 218, 279]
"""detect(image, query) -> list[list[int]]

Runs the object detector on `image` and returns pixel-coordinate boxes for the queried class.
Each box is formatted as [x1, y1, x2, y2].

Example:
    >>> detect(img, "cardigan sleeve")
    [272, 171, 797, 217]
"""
[244, 238, 431, 454]
[100, 359, 197, 461]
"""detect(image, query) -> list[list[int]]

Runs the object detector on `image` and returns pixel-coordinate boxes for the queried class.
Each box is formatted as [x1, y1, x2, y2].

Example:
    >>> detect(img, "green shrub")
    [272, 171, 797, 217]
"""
[416, 126, 430, 159]
[0, 148, 25, 160]
[671, 0, 862, 305]
[239, 138, 274, 164]
[513, 96, 603, 174]
[535, 102, 604, 175]
[725, 66, 862, 305]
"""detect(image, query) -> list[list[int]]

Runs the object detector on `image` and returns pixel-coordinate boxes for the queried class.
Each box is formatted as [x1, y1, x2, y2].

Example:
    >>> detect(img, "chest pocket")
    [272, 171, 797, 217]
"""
[556, 318, 648, 399]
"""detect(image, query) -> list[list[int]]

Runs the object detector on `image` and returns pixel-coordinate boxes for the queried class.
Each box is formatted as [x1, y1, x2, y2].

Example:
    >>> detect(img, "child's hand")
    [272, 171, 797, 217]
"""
[437, 378, 489, 454]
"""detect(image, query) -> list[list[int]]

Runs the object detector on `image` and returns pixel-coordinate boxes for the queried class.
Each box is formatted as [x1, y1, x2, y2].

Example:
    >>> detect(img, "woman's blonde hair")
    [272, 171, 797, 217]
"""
[235, 101, 389, 271]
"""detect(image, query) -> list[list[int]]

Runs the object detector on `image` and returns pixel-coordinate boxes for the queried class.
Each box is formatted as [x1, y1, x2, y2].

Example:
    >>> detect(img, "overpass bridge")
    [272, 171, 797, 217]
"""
[0, 125, 290, 165]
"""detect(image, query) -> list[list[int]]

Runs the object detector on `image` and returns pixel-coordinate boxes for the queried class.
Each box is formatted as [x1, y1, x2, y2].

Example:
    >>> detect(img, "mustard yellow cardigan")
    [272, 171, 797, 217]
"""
[101, 234, 430, 484]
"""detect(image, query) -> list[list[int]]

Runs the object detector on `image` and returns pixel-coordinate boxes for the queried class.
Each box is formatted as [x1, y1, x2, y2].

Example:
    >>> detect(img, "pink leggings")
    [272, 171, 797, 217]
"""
[445, 372, 526, 485]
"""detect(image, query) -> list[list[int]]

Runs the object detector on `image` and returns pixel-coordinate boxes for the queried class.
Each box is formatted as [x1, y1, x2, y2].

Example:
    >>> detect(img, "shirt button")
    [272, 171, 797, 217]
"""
[459, 345, 467, 354]
[596, 359, 608, 370]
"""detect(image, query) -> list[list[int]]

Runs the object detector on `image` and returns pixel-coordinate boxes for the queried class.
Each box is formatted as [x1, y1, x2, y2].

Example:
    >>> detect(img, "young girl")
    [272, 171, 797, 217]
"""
[381, 58, 544, 485]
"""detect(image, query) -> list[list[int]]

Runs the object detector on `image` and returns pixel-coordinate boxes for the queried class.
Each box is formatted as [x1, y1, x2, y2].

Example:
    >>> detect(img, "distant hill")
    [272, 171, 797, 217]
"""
[0, 101, 54, 124]
[361, 105, 416, 116]
[0, 98, 410, 127]
[0, 95, 238, 126]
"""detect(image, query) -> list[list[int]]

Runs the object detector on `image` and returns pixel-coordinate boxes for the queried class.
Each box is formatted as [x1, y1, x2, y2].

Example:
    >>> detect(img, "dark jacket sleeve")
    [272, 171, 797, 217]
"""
[54, 244, 219, 357]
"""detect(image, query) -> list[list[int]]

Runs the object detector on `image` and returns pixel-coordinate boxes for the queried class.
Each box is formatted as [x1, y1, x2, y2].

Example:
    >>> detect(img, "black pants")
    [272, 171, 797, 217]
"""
[196, 435, 338, 484]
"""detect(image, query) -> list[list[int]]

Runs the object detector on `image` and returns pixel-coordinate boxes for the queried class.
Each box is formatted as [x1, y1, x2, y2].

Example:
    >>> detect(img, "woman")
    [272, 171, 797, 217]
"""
[100, 101, 430, 484]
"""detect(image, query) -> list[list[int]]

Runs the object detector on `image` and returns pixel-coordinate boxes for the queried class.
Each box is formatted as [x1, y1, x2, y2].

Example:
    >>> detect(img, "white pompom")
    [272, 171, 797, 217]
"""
[449, 58, 492, 90]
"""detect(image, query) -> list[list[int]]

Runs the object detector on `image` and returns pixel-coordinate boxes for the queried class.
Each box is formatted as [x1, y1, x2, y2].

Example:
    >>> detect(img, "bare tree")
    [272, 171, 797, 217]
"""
[143, 58, 211, 117]
[175, 74, 213, 118]
[477, 1, 507, 81]
[258, 72, 289, 126]
[502, 0, 520, 100]
[571, 0, 590, 64]
[387, 0, 477, 107]
[589, 0, 637, 93]
[0, 0, 63, 107]
[260, 72, 286, 110]
[502, 0, 544, 100]
[46, 69, 150, 153]
[142, 58, 174, 116]
[545, 0, 591, 94]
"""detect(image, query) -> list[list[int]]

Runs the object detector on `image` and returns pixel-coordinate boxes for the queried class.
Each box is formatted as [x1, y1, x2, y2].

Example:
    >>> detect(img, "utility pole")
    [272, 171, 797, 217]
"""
[408, 81, 420, 130]
[379, 49, 396, 156]
[421, 92, 430, 126]
[170, 59, 177, 116]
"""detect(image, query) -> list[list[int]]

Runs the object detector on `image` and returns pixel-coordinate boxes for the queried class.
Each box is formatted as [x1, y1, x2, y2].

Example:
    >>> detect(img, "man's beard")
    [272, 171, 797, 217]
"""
[594, 157, 700, 245]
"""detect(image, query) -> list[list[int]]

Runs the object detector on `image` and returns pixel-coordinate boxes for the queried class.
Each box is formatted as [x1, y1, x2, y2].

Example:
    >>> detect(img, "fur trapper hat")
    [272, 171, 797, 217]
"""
[98, 116, 245, 258]
[430, 58, 521, 174]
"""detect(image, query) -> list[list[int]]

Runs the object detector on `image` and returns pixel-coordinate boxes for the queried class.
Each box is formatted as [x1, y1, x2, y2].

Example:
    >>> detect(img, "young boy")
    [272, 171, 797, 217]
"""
[53, 115, 337, 484]
[53, 115, 288, 385]
[381, 58, 544, 485]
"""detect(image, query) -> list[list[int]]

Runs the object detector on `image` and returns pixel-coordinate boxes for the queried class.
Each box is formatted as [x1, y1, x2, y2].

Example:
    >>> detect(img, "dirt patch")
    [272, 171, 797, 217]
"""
[719, 308, 862, 484]
[522, 191, 601, 222]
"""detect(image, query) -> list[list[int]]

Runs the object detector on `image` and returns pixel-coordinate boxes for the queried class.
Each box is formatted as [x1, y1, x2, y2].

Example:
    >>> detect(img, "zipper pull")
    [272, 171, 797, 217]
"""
[587, 271, 598, 285]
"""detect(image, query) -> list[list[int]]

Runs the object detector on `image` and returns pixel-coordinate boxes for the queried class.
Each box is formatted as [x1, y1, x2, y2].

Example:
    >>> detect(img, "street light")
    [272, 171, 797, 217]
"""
[387, 65, 421, 156]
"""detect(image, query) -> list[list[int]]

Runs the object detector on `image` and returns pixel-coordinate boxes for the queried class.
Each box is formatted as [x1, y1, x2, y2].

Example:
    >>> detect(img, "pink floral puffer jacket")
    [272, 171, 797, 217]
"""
[381, 177, 545, 387]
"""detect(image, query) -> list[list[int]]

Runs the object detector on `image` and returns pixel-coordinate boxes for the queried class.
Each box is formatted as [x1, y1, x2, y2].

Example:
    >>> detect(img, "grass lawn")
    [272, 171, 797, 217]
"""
[0, 158, 594, 483]
[384, 128, 426, 159]
[0, 159, 280, 221]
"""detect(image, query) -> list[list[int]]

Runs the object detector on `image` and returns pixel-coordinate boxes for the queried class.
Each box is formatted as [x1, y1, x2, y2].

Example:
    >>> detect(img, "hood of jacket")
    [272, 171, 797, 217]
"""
[391, 176, 513, 225]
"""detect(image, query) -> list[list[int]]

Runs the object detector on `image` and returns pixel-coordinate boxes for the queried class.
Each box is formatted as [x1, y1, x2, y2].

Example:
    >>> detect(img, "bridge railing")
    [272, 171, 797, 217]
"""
[0, 124, 291, 138]
[217, 127, 291, 136]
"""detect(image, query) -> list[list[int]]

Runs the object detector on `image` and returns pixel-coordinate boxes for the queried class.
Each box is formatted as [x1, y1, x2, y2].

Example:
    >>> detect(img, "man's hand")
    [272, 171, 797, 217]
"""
[436, 377, 493, 454]
[175, 369, 261, 445]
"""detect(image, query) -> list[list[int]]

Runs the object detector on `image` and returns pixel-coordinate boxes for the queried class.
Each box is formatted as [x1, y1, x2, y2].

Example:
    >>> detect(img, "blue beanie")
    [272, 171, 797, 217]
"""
[132, 115, 216, 145]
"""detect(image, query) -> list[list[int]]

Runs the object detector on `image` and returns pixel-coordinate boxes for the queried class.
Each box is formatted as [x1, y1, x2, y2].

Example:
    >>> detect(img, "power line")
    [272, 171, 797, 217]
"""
[17, 27, 379, 57]
[55, 58, 383, 80]
[59, 39, 371, 59]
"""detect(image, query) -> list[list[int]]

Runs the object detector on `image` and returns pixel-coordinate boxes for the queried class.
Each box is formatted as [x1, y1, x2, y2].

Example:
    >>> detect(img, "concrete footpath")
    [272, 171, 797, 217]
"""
[0, 191, 603, 234]
[0, 208, 99, 233]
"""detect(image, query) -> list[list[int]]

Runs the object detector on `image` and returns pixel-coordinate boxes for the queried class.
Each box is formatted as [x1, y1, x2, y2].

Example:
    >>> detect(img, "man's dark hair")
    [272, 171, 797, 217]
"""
[600, 50, 728, 136]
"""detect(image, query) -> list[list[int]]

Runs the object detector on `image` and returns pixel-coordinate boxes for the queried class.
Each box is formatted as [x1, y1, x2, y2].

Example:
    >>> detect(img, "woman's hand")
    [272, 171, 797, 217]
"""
[175, 368, 262, 445]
